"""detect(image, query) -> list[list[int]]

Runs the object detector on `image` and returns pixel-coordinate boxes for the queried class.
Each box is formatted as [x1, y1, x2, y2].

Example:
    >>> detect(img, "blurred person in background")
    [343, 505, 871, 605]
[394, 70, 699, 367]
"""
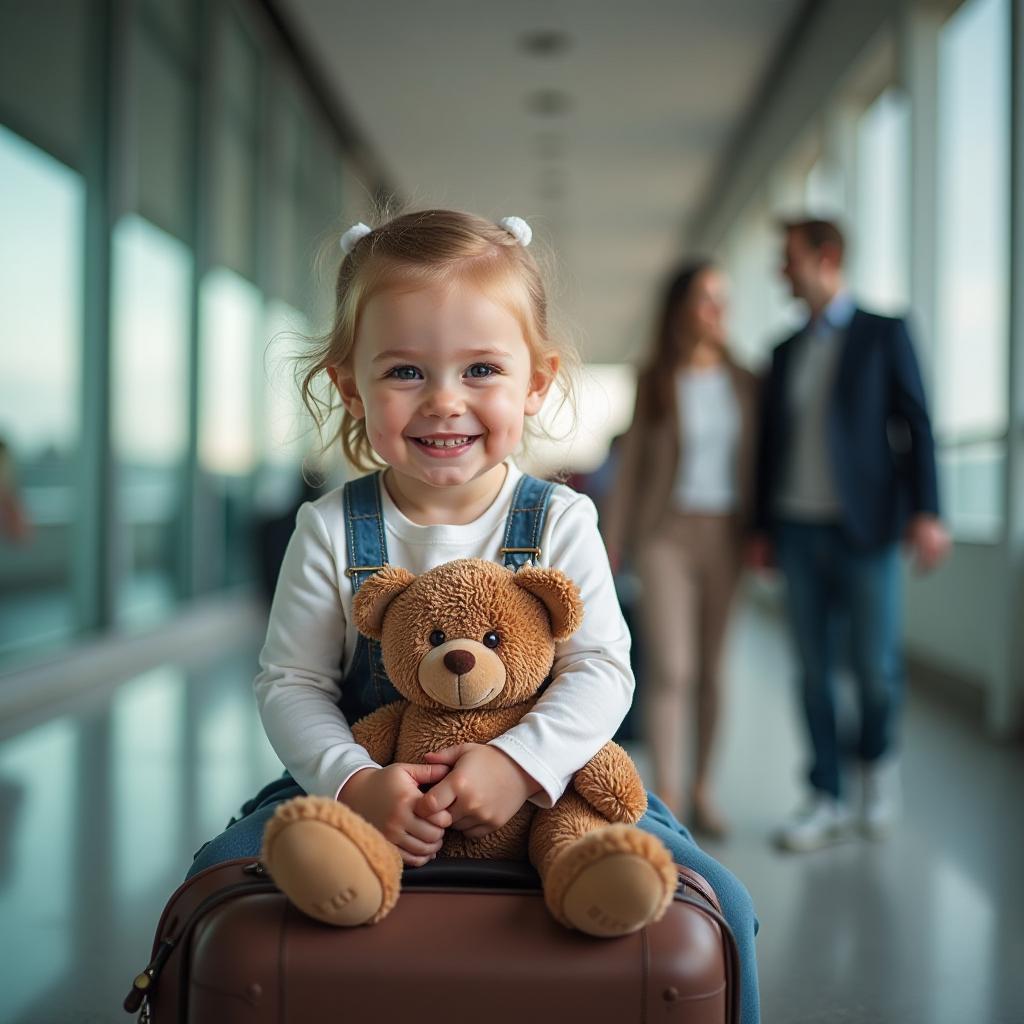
[749, 218, 950, 853]
[602, 262, 759, 838]
[0, 439, 32, 544]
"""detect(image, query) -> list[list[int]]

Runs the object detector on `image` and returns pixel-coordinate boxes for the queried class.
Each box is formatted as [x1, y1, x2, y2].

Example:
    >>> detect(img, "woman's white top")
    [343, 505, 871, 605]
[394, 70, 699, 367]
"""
[254, 461, 634, 809]
[670, 365, 741, 514]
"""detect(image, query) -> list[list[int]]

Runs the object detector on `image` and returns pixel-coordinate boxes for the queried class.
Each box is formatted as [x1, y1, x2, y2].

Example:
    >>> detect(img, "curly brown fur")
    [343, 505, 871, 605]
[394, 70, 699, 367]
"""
[572, 741, 648, 823]
[513, 565, 584, 640]
[351, 700, 407, 764]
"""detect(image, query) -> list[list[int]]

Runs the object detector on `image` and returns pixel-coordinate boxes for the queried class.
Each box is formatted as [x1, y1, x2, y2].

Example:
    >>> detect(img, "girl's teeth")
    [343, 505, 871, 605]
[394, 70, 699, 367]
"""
[419, 436, 470, 448]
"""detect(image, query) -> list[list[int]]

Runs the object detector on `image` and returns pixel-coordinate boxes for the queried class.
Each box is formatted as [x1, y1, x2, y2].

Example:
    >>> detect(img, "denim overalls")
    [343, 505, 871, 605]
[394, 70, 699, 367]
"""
[186, 470, 760, 1024]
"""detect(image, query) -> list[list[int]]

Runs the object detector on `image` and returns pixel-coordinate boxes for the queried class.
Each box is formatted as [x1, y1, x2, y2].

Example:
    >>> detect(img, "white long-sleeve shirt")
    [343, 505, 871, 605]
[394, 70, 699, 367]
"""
[253, 461, 634, 808]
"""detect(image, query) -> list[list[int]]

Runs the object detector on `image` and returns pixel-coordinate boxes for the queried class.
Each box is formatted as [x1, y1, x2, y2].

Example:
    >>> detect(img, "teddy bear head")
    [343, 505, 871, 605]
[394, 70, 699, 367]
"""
[351, 558, 583, 711]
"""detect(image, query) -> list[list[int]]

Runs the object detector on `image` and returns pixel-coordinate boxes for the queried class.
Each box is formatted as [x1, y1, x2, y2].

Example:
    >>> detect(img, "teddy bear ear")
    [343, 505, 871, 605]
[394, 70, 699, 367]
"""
[351, 566, 417, 639]
[513, 566, 584, 642]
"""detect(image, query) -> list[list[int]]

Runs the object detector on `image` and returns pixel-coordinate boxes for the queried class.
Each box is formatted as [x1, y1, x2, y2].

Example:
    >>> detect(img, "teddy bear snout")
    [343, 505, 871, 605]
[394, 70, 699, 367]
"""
[418, 638, 506, 709]
[443, 649, 476, 675]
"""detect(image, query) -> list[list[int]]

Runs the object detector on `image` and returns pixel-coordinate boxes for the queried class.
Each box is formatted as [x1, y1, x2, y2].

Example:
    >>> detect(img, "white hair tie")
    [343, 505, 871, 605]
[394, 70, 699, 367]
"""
[339, 222, 372, 255]
[499, 216, 533, 247]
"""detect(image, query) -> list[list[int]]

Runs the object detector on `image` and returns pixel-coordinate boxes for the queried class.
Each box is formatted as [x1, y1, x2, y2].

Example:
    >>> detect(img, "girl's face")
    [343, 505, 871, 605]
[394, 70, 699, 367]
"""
[333, 280, 556, 497]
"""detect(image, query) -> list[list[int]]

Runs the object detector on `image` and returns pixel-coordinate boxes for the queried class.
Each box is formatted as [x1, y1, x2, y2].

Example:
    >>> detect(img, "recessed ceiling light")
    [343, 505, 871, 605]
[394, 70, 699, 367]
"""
[519, 29, 571, 57]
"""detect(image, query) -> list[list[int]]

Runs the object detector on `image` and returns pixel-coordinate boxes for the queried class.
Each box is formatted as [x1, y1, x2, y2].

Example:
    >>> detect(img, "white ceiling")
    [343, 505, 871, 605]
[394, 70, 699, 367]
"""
[280, 0, 801, 364]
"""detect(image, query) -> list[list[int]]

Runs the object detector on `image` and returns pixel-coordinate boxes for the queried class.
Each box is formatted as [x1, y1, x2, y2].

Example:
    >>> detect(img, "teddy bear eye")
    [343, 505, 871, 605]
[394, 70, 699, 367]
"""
[483, 631, 500, 649]
[429, 630, 446, 647]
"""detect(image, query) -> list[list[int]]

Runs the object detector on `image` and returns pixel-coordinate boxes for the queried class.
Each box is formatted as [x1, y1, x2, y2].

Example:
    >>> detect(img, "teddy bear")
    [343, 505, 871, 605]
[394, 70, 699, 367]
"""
[260, 558, 677, 938]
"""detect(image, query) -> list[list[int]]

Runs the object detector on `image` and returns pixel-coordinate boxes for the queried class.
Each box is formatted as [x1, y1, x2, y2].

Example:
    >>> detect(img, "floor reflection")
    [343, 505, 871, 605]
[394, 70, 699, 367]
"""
[0, 605, 1020, 1023]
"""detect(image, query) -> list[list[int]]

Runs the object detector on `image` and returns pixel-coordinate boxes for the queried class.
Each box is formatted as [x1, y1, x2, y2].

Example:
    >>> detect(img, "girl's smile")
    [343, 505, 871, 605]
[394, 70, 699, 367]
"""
[411, 433, 480, 455]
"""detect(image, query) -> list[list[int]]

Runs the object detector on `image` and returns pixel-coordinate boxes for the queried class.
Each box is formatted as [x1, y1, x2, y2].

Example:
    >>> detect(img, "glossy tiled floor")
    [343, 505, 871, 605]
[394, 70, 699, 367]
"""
[0, 601, 1021, 1023]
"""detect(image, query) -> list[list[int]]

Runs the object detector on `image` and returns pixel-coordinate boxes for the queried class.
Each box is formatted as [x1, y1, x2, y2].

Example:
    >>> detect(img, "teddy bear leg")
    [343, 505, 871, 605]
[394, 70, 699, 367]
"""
[261, 795, 403, 927]
[530, 791, 677, 938]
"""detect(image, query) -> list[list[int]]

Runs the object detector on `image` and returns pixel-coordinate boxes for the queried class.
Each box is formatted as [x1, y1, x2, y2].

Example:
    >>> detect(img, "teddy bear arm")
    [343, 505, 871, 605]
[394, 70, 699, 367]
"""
[572, 741, 648, 824]
[350, 700, 407, 766]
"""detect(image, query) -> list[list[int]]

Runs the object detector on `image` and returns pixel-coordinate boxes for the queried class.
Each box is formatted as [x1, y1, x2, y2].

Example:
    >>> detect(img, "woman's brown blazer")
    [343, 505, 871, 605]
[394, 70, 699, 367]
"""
[600, 359, 760, 562]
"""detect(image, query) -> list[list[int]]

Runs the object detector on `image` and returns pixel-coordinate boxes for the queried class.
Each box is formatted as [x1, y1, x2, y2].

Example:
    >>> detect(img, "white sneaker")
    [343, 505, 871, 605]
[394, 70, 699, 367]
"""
[774, 793, 855, 852]
[861, 759, 901, 839]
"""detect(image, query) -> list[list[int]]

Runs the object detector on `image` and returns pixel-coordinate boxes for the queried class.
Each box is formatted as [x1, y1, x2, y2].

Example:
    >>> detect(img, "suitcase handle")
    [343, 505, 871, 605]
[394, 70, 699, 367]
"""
[403, 857, 541, 890]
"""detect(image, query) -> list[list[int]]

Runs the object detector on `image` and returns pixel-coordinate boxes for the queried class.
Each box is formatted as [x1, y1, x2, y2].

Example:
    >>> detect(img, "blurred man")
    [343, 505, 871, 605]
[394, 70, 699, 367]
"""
[749, 219, 950, 852]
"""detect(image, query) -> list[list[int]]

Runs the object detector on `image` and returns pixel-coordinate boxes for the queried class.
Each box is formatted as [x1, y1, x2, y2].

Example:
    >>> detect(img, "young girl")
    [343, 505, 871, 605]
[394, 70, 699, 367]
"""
[188, 210, 760, 1023]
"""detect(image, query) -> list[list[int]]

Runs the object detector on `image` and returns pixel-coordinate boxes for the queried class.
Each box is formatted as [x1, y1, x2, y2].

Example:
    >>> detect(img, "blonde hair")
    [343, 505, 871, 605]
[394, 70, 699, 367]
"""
[298, 208, 578, 471]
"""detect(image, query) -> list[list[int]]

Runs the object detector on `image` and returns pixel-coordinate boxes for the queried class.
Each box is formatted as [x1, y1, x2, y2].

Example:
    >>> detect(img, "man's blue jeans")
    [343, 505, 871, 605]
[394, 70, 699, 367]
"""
[775, 520, 903, 799]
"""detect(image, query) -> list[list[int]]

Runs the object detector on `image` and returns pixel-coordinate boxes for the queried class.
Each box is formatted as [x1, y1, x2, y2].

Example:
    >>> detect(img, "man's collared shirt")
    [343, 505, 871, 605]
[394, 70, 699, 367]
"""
[776, 291, 856, 521]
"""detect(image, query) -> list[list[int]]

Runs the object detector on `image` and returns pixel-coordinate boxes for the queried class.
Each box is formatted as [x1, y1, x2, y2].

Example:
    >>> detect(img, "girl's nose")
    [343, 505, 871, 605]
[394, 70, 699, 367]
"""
[421, 382, 464, 417]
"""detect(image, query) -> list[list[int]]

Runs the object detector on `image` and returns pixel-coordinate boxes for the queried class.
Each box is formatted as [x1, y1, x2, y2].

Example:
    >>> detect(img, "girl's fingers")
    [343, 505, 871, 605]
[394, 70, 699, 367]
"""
[423, 809, 453, 829]
[450, 815, 480, 832]
[400, 850, 434, 867]
[404, 816, 445, 845]
[392, 832, 441, 858]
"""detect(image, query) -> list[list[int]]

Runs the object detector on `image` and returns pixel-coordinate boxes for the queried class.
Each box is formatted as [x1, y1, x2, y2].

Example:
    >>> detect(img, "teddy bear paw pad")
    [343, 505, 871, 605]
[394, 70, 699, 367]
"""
[560, 852, 669, 938]
[263, 819, 385, 927]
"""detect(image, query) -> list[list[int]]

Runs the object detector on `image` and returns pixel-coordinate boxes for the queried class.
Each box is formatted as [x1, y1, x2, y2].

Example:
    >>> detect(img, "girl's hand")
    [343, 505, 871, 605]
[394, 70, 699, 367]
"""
[339, 763, 454, 867]
[414, 744, 542, 840]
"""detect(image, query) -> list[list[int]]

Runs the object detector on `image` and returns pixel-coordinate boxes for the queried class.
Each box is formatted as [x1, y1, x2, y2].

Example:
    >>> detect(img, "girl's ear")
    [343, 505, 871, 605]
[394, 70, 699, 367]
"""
[524, 352, 560, 416]
[513, 565, 583, 641]
[351, 566, 417, 639]
[328, 365, 365, 420]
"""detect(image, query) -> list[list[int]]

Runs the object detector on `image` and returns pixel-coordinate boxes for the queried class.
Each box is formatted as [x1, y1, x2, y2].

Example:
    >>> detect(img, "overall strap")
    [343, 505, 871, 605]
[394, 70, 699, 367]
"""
[341, 472, 401, 722]
[343, 471, 389, 591]
[500, 474, 556, 569]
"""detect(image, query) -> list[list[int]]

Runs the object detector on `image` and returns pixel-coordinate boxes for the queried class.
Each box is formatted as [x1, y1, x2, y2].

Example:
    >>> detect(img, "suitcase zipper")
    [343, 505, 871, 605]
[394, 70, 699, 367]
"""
[123, 863, 275, 1017]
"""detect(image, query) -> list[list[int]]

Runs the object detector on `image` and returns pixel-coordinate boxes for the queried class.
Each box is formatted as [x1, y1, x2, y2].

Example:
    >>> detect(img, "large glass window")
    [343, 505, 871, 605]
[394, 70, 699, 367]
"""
[197, 267, 263, 589]
[0, 126, 85, 666]
[111, 215, 193, 627]
[853, 88, 910, 314]
[934, 0, 1010, 539]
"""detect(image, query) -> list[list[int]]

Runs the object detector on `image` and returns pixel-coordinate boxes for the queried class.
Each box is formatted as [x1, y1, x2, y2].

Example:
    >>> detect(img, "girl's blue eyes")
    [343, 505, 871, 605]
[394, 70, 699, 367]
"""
[385, 363, 499, 380]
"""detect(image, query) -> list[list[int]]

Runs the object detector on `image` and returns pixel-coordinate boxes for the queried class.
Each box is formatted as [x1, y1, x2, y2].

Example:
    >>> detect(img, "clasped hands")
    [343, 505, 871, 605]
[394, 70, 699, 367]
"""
[339, 743, 541, 867]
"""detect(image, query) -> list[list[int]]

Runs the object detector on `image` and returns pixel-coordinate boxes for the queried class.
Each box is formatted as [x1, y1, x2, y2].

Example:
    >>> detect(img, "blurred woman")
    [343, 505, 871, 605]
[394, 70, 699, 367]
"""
[602, 262, 758, 836]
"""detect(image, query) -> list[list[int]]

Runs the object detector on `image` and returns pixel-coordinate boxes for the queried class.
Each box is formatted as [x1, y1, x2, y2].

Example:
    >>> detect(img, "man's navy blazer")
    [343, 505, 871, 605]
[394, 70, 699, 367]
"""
[754, 309, 940, 550]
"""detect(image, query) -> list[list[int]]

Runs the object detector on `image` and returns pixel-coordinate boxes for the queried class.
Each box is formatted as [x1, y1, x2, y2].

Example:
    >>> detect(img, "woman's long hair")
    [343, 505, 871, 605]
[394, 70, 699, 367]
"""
[637, 261, 715, 423]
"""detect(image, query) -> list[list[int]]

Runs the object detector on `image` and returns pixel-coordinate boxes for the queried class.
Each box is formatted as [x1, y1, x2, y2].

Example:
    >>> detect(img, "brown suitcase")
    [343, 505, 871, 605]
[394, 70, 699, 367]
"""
[125, 857, 739, 1023]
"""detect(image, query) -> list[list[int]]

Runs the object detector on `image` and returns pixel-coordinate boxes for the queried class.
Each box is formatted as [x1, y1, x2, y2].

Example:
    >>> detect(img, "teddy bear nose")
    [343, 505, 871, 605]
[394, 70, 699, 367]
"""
[443, 650, 476, 675]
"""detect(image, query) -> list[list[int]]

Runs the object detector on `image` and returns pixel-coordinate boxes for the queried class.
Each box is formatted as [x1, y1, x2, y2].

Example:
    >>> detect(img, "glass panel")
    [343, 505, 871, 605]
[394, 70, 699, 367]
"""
[0, 126, 84, 666]
[935, 0, 1010, 442]
[197, 267, 262, 588]
[263, 300, 310, 470]
[854, 88, 910, 314]
[111, 215, 192, 628]
[804, 155, 844, 217]
[937, 442, 1005, 542]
